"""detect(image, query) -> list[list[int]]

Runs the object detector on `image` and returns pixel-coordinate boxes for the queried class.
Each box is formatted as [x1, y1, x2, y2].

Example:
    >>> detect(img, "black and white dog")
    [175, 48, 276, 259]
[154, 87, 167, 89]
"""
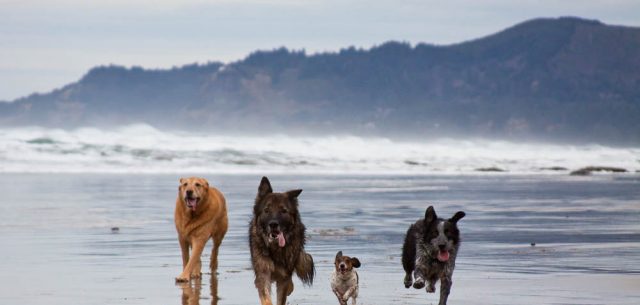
[402, 206, 465, 305]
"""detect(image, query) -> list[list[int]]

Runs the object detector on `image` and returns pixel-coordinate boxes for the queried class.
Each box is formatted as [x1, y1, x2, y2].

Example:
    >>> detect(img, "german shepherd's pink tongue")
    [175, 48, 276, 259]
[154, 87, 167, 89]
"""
[437, 250, 450, 262]
[277, 232, 286, 247]
[187, 198, 197, 211]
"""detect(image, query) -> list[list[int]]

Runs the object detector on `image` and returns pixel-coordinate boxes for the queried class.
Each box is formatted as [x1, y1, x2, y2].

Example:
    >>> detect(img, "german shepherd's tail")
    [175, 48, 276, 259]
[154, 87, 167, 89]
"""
[295, 251, 315, 286]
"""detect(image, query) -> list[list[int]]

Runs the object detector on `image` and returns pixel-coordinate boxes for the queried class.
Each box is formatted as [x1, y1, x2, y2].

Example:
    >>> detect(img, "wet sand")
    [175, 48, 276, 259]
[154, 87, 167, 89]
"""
[0, 173, 639, 304]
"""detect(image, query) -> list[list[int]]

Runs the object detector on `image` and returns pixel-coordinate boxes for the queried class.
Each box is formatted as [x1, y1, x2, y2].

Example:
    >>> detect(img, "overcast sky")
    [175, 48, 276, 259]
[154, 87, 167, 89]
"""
[1, 0, 639, 101]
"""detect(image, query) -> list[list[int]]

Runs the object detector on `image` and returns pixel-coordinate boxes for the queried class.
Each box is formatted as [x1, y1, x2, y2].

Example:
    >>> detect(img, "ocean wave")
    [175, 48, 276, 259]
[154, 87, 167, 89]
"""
[0, 124, 638, 174]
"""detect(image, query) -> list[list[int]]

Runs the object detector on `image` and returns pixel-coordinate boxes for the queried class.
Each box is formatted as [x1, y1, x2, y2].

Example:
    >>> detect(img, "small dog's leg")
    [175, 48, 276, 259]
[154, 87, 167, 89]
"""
[438, 276, 452, 305]
[333, 288, 347, 305]
[344, 285, 358, 302]
[276, 278, 293, 305]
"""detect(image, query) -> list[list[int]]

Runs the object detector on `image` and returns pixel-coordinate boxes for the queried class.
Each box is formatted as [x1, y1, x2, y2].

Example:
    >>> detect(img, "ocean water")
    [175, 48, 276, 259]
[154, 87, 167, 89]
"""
[0, 124, 639, 174]
[0, 173, 638, 305]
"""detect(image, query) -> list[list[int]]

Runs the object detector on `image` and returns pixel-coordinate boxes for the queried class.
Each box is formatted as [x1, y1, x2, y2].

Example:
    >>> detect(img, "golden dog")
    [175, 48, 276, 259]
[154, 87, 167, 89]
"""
[175, 177, 228, 282]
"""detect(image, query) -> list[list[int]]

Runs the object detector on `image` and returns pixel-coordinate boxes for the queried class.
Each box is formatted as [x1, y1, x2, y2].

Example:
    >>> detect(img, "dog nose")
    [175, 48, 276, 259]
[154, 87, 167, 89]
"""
[186, 190, 193, 196]
[438, 244, 446, 251]
[339, 263, 346, 269]
[269, 221, 279, 230]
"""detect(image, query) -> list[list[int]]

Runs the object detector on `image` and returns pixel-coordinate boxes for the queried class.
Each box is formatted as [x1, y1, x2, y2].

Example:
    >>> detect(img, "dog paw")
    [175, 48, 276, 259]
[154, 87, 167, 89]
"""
[426, 283, 436, 293]
[175, 275, 189, 283]
[404, 275, 413, 288]
[190, 272, 202, 279]
[412, 278, 425, 289]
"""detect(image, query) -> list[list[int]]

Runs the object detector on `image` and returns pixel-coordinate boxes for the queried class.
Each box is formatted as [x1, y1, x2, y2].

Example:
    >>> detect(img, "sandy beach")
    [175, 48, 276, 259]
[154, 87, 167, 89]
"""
[1, 173, 639, 304]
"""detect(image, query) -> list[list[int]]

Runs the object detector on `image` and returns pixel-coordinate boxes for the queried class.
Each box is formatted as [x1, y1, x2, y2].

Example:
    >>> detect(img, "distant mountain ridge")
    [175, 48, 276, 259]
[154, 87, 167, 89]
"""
[1, 17, 639, 144]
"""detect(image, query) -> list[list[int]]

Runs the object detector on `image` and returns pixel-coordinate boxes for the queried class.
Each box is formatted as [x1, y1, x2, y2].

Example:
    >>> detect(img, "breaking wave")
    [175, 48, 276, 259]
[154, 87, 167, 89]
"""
[0, 124, 638, 174]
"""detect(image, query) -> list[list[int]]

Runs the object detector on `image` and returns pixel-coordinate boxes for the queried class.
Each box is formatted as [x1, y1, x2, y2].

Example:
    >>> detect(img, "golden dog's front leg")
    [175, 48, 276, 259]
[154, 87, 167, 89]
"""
[176, 239, 205, 282]
[179, 238, 190, 269]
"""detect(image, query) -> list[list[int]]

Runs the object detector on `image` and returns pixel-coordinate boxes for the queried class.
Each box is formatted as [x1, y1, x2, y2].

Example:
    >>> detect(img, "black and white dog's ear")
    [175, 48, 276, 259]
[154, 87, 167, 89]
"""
[335, 251, 343, 261]
[351, 257, 361, 268]
[450, 211, 466, 223]
[258, 176, 273, 198]
[287, 189, 303, 199]
[425, 206, 438, 224]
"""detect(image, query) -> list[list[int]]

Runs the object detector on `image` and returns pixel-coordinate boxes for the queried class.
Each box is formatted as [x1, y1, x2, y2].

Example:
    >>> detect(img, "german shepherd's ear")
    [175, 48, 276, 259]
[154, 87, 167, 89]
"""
[450, 211, 466, 224]
[335, 251, 343, 261]
[350, 257, 361, 268]
[258, 176, 273, 198]
[287, 189, 302, 199]
[425, 206, 438, 224]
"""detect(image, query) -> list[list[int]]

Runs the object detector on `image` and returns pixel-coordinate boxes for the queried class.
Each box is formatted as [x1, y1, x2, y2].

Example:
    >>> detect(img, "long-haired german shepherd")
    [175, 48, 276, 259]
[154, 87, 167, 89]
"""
[249, 176, 315, 305]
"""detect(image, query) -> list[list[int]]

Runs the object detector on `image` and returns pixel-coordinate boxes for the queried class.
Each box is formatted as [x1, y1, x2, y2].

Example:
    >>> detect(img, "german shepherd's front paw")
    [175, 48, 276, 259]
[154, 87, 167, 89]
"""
[404, 274, 413, 288]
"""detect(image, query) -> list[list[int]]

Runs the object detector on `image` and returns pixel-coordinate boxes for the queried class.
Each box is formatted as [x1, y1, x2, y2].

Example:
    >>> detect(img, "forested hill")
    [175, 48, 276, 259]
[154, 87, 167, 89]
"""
[2, 17, 639, 144]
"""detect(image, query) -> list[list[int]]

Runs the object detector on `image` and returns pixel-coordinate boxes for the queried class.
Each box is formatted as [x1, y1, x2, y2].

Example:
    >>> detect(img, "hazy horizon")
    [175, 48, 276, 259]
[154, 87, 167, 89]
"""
[2, 0, 640, 101]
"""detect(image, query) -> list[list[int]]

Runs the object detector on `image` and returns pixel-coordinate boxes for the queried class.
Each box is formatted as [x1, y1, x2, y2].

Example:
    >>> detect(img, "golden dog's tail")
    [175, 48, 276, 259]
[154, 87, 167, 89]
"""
[295, 251, 315, 286]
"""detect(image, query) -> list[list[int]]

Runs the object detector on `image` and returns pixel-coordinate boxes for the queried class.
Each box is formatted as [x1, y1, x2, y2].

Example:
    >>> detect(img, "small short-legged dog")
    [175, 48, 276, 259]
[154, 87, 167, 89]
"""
[174, 177, 228, 282]
[331, 251, 361, 305]
[402, 206, 465, 305]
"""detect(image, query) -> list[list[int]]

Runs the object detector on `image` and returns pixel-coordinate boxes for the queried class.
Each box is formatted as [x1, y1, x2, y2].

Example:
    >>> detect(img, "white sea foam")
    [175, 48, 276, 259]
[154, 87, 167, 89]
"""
[0, 124, 638, 174]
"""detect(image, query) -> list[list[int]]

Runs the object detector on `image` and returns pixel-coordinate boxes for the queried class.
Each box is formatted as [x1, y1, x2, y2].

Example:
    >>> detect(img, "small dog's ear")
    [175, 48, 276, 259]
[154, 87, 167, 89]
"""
[425, 206, 437, 224]
[335, 251, 343, 261]
[203, 179, 209, 188]
[350, 257, 361, 268]
[450, 211, 466, 223]
[287, 189, 302, 199]
[258, 176, 273, 198]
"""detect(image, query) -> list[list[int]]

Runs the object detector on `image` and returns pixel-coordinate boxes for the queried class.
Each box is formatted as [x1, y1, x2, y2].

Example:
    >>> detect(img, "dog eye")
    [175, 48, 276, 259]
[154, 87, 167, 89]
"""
[195, 183, 201, 187]
[182, 183, 187, 187]
[281, 208, 289, 214]
[263, 208, 271, 213]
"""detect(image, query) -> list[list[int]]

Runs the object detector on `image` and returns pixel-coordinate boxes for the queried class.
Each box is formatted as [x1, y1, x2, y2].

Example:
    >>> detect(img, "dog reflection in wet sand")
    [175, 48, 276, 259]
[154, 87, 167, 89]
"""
[330, 251, 361, 305]
[178, 276, 218, 305]
[174, 177, 228, 282]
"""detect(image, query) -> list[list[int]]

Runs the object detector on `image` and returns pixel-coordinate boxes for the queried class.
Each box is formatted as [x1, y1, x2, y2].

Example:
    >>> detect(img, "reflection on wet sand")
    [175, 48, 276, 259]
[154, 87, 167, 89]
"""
[179, 275, 218, 305]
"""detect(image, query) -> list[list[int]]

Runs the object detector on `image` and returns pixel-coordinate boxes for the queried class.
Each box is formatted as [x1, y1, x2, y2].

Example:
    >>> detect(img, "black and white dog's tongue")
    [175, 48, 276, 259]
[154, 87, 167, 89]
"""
[437, 250, 450, 262]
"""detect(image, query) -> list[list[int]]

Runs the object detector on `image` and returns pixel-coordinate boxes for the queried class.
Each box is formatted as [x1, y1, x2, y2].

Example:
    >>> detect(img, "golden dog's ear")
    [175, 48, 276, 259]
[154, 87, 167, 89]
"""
[179, 177, 185, 184]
